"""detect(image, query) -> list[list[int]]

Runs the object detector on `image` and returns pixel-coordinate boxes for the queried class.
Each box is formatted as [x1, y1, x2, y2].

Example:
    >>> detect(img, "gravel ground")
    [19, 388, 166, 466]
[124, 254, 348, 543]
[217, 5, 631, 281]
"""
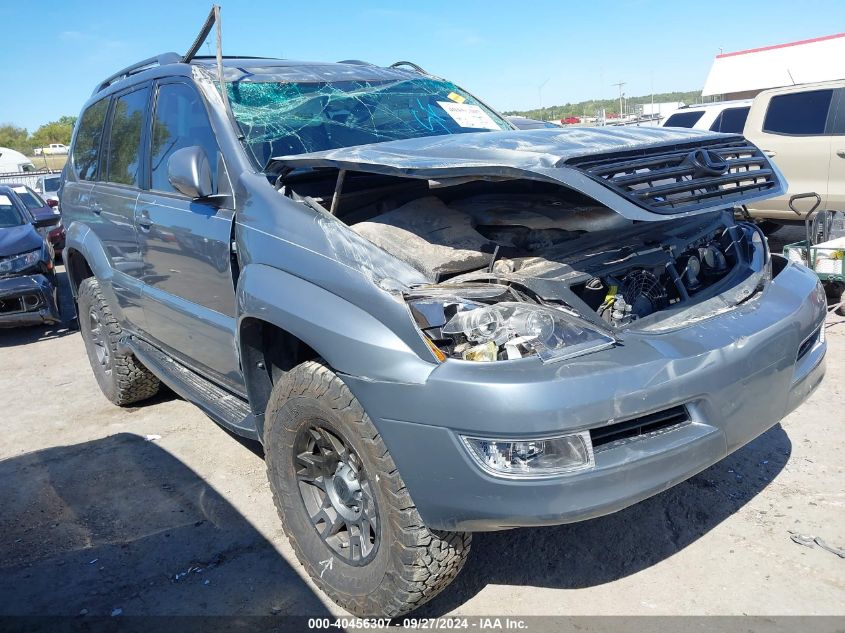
[0, 226, 843, 618]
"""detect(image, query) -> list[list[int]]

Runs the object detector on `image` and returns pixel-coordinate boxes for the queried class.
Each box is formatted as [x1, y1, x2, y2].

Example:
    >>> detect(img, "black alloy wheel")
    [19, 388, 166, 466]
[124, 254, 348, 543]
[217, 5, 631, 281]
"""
[294, 424, 380, 565]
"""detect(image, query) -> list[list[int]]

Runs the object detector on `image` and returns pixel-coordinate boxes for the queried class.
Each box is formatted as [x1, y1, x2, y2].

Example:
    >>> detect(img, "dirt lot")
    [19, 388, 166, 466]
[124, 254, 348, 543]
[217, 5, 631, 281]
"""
[26, 154, 67, 172]
[0, 226, 843, 619]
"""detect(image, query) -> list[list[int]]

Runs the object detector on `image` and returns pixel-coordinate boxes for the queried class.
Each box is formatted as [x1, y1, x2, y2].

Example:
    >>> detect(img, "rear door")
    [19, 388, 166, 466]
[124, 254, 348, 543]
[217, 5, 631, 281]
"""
[94, 83, 152, 330]
[826, 88, 845, 212]
[135, 78, 241, 391]
[745, 87, 834, 219]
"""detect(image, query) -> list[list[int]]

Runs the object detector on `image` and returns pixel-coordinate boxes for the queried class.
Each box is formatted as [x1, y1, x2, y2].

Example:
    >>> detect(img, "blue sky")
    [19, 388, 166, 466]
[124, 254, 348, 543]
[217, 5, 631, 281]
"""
[2, 0, 844, 131]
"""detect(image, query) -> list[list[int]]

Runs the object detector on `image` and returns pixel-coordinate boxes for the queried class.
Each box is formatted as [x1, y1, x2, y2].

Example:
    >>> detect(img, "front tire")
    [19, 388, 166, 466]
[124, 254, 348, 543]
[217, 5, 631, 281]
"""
[264, 360, 471, 617]
[757, 220, 784, 236]
[77, 278, 160, 406]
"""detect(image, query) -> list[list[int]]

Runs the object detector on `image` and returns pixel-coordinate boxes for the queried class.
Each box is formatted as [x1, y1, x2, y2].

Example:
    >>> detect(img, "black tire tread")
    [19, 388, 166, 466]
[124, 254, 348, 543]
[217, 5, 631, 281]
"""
[265, 360, 471, 617]
[78, 278, 160, 406]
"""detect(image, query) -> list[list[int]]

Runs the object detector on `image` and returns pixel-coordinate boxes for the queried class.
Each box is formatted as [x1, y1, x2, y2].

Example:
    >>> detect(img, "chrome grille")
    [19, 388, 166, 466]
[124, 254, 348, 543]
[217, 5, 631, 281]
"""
[566, 138, 779, 214]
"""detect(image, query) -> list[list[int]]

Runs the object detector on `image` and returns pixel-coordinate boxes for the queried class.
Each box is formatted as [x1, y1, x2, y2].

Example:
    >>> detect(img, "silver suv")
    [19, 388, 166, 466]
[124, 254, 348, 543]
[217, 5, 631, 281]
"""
[62, 52, 827, 617]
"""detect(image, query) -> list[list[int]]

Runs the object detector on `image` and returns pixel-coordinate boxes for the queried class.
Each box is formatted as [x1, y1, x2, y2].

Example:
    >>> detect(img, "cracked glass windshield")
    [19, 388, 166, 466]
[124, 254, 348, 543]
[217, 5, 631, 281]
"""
[226, 77, 511, 168]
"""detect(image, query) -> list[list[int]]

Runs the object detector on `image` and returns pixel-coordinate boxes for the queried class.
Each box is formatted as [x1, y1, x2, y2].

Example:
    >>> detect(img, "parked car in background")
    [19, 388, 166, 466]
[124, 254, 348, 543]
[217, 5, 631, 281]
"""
[63, 52, 825, 618]
[35, 174, 62, 208]
[505, 115, 559, 130]
[562, 116, 581, 124]
[0, 147, 36, 173]
[7, 184, 64, 253]
[742, 80, 845, 229]
[0, 186, 60, 326]
[662, 100, 752, 133]
[33, 143, 69, 156]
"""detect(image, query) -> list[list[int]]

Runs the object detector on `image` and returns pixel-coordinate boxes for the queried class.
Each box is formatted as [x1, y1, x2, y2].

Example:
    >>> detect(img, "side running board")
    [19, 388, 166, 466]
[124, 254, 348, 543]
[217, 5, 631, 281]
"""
[127, 337, 260, 440]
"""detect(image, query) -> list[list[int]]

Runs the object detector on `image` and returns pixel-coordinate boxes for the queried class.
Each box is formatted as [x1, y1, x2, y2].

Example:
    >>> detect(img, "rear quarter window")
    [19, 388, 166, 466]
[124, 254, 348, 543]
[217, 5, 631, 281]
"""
[763, 89, 833, 135]
[663, 111, 705, 128]
[709, 107, 750, 133]
[72, 98, 109, 181]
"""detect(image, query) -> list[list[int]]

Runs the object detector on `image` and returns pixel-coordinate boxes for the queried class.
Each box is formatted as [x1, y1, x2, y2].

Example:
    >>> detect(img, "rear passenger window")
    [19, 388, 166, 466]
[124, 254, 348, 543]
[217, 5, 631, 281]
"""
[150, 83, 219, 194]
[72, 98, 109, 181]
[663, 111, 705, 128]
[106, 87, 149, 186]
[763, 90, 833, 135]
[709, 107, 750, 134]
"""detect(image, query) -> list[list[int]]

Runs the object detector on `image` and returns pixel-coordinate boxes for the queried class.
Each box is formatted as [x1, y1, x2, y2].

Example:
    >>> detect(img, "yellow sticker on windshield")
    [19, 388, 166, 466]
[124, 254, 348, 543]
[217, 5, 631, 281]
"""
[447, 92, 466, 104]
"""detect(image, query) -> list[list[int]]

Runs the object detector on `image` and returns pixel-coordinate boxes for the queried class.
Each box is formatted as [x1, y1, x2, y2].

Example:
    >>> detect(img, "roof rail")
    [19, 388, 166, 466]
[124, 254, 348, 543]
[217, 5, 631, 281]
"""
[389, 61, 431, 75]
[337, 59, 375, 66]
[192, 55, 275, 60]
[92, 52, 182, 95]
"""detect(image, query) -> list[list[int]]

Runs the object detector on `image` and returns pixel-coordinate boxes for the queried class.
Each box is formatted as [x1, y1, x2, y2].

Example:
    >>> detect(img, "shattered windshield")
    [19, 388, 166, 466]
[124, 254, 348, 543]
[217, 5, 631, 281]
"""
[226, 78, 511, 168]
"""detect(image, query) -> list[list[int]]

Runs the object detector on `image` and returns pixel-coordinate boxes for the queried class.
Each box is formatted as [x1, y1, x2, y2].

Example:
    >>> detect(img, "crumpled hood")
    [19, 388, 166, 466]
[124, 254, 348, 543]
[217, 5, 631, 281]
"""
[274, 126, 726, 170]
[0, 224, 43, 257]
[272, 127, 785, 222]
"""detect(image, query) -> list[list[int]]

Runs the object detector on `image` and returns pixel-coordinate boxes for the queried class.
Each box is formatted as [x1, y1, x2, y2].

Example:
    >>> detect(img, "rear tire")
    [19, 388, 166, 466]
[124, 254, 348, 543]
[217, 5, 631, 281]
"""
[264, 360, 471, 617]
[77, 278, 160, 406]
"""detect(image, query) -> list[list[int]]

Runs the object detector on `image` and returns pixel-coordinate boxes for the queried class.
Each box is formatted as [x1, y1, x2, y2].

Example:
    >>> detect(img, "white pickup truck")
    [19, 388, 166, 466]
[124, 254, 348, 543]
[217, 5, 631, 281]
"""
[33, 143, 68, 156]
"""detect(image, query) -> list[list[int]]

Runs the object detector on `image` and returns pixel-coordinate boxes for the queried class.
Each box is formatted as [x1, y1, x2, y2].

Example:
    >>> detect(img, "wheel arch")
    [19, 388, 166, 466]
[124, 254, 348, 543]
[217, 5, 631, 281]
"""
[238, 316, 319, 429]
[236, 264, 436, 431]
[63, 223, 120, 307]
[65, 247, 94, 296]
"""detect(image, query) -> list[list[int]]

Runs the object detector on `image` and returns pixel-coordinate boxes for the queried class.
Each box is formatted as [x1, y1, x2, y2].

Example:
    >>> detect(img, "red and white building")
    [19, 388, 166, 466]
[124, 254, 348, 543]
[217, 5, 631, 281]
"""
[702, 33, 845, 100]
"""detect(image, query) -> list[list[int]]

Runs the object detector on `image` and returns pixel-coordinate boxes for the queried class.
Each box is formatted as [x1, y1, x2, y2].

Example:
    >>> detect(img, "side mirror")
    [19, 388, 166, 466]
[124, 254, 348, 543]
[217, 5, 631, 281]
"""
[32, 216, 60, 229]
[167, 146, 213, 199]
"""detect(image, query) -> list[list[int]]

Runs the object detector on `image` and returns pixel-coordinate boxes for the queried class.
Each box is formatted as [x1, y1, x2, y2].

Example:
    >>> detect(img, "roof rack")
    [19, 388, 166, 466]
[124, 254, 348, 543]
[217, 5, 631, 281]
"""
[92, 52, 182, 95]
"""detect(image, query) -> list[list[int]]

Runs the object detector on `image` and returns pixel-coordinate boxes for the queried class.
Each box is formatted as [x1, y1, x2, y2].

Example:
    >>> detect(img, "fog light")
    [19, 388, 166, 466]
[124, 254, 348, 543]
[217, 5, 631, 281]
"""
[462, 432, 594, 478]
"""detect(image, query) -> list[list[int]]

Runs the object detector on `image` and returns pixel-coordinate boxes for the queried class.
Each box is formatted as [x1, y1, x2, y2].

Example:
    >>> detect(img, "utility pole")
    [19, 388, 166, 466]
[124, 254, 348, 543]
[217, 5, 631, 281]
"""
[612, 80, 626, 117]
[538, 77, 551, 119]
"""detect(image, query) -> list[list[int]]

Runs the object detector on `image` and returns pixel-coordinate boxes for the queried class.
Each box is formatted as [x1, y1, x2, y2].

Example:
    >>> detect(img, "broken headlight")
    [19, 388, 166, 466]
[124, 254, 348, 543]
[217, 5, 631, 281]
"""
[409, 289, 615, 363]
[462, 432, 595, 478]
[0, 249, 41, 275]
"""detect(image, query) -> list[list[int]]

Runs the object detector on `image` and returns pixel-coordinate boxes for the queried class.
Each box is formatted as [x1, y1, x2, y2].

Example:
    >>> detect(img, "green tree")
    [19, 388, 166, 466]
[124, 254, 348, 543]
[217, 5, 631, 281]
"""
[504, 90, 703, 121]
[29, 116, 77, 150]
[0, 123, 30, 153]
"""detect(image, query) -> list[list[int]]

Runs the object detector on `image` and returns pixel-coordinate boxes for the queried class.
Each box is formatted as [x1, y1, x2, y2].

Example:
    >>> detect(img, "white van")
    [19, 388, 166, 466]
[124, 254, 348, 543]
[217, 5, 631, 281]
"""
[0, 147, 36, 174]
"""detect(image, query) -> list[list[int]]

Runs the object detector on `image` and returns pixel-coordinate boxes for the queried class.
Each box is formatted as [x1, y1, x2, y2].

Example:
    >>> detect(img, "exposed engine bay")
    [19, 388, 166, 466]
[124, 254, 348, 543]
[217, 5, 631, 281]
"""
[349, 193, 756, 327]
[285, 174, 769, 362]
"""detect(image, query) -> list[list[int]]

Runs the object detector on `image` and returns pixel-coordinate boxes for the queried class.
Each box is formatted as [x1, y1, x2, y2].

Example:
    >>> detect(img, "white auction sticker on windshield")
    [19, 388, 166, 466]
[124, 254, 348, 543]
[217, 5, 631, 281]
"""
[0, 194, 12, 206]
[437, 101, 500, 130]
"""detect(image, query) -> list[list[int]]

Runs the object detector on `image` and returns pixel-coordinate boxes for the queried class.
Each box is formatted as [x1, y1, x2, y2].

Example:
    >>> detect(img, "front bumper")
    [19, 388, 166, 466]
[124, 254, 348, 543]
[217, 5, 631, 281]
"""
[342, 260, 827, 531]
[0, 273, 61, 327]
